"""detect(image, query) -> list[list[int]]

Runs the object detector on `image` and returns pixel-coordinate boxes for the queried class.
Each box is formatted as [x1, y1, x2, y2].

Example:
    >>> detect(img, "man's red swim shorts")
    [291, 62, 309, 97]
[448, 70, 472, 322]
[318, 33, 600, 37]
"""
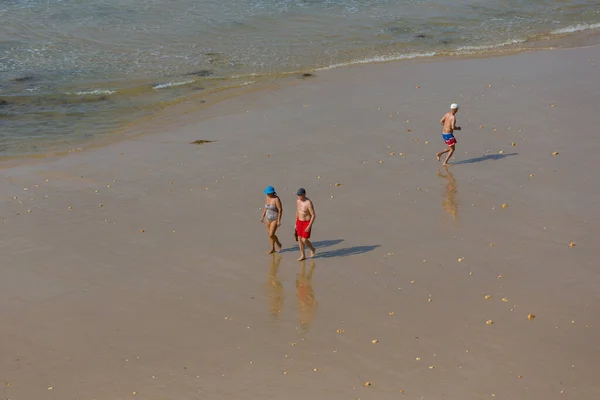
[296, 219, 311, 239]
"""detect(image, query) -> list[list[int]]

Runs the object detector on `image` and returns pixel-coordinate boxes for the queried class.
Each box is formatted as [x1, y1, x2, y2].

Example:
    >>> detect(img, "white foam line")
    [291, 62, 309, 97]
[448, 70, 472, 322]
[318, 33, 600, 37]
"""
[63, 89, 116, 96]
[551, 22, 600, 35]
[152, 79, 196, 89]
[318, 52, 437, 71]
[456, 39, 526, 53]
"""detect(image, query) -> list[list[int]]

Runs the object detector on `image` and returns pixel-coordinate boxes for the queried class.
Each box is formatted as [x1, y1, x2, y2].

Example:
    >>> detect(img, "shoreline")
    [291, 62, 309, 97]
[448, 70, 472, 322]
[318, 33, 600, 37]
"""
[1, 43, 599, 399]
[2, 26, 600, 164]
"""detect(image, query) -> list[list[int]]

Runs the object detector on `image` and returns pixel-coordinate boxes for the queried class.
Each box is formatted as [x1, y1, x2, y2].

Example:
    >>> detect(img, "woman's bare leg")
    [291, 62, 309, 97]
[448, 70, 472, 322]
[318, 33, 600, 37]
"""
[266, 220, 276, 254]
[268, 221, 282, 252]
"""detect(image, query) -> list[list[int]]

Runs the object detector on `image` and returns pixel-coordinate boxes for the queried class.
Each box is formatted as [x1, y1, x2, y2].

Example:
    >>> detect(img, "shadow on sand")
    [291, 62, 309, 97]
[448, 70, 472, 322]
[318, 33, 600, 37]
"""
[280, 239, 345, 253]
[315, 245, 380, 259]
[453, 152, 518, 165]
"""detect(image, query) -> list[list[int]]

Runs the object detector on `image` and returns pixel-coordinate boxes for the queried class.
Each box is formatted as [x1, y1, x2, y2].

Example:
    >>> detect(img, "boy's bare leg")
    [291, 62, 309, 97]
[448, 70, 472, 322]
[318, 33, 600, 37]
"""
[437, 147, 450, 161]
[443, 145, 455, 166]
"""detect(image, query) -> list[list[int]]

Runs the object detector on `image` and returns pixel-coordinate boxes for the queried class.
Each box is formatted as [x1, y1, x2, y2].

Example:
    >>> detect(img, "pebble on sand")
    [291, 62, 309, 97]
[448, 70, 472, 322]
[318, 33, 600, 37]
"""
[457, 257, 464, 262]
[139, 229, 145, 233]
[336, 329, 345, 334]
[502, 298, 509, 302]
[48, 387, 54, 390]
[511, 142, 516, 146]
[501, 203, 509, 208]
[416, 85, 420, 88]
[569, 242, 576, 247]
[389, 312, 395, 316]
[371, 340, 379, 344]
[528, 314, 536, 320]
[364, 382, 372, 387]
[335, 183, 342, 187]
[552, 151, 559, 156]
[486, 320, 494, 325]
[484, 295, 491, 300]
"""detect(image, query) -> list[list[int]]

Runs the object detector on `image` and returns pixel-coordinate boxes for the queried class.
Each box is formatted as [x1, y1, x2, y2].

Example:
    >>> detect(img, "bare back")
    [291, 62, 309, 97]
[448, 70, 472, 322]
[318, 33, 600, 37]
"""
[440, 112, 456, 134]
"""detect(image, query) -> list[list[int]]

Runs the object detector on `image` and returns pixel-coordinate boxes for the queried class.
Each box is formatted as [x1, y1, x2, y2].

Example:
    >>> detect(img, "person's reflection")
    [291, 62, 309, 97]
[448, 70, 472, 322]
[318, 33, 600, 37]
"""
[297, 260, 317, 332]
[266, 254, 283, 320]
[438, 166, 458, 220]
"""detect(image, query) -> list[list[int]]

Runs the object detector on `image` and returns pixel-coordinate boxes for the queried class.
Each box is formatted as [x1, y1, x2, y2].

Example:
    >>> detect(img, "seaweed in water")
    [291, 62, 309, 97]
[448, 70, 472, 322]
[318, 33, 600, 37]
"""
[187, 70, 213, 77]
[14, 76, 34, 82]
[190, 140, 215, 145]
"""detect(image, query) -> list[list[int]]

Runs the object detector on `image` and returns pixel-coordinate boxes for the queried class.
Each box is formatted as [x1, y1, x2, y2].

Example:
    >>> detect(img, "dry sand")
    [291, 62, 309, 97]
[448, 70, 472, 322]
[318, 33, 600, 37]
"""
[2, 45, 600, 399]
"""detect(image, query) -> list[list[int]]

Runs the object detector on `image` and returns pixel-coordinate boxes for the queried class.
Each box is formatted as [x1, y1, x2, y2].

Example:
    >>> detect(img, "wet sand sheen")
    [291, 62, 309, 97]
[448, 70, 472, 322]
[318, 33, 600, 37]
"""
[1, 45, 599, 399]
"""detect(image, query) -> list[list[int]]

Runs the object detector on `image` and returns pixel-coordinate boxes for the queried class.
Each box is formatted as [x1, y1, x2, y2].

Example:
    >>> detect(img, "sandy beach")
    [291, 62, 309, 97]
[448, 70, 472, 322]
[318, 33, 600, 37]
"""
[2, 45, 600, 399]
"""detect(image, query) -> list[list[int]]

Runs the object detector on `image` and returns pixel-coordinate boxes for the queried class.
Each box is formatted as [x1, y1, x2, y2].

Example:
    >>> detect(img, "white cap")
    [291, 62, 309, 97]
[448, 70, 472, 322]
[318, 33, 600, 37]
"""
[450, 103, 459, 110]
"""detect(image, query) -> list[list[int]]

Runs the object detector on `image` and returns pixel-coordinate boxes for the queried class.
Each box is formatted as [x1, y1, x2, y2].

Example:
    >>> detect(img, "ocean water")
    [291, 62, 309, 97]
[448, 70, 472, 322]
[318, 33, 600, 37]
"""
[1, 0, 599, 157]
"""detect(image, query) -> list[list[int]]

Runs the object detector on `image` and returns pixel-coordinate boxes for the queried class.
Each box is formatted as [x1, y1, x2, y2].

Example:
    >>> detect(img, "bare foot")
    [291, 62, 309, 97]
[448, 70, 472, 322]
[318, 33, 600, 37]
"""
[309, 249, 316, 258]
[276, 242, 282, 253]
[436, 153, 441, 161]
[442, 162, 451, 167]
[297, 256, 306, 262]
[267, 249, 275, 254]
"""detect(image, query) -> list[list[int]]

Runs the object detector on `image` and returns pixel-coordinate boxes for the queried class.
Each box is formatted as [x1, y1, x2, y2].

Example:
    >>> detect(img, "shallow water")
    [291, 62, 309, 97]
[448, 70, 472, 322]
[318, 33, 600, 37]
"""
[1, 0, 599, 157]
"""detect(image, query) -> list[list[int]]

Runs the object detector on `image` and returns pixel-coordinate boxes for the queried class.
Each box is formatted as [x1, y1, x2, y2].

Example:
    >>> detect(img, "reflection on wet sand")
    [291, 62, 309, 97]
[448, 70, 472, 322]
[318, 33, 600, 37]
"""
[266, 254, 283, 319]
[297, 260, 317, 332]
[438, 166, 458, 220]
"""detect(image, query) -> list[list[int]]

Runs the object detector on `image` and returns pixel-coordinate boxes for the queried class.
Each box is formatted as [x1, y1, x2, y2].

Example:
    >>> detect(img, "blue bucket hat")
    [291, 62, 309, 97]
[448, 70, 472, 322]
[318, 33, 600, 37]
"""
[264, 185, 276, 195]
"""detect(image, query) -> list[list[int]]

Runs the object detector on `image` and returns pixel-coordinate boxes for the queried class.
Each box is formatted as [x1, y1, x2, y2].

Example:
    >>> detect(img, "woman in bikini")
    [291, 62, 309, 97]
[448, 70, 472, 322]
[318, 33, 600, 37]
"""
[260, 186, 283, 254]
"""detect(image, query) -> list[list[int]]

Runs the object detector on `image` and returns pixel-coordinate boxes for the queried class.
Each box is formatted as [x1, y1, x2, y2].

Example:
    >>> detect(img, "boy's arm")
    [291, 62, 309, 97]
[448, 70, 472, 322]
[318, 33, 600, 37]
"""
[452, 115, 461, 130]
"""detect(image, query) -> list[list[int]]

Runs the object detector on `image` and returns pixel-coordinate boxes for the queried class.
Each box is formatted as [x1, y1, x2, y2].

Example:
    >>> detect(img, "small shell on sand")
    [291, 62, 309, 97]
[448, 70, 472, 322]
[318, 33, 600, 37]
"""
[498, 275, 503, 279]
[139, 229, 145, 233]
[428, 366, 435, 369]
[364, 382, 372, 387]
[486, 320, 494, 325]
[335, 183, 342, 187]
[484, 295, 491, 300]
[499, 150, 504, 154]
[502, 298, 509, 302]
[569, 242, 576, 247]
[552, 151, 559, 155]
[511, 142, 516, 146]
[502, 203, 509, 208]
[528, 314, 536, 320]
[336, 329, 344, 334]
[480, 125, 484, 128]
[416, 85, 420, 88]
[551, 104, 556, 108]
[457, 257, 464, 262]
[371, 340, 379, 344]
[389, 312, 395, 316]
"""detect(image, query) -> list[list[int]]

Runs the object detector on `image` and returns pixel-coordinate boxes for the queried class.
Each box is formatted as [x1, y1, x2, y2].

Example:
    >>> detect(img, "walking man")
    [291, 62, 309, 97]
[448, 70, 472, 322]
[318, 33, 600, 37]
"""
[295, 188, 316, 261]
[436, 103, 461, 166]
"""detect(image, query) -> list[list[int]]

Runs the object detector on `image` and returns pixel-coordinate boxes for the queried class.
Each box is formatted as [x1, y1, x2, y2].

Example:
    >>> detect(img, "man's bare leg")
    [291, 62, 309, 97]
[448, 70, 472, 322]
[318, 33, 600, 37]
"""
[443, 145, 455, 166]
[298, 239, 306, 261]
[304, 238, 316, 258]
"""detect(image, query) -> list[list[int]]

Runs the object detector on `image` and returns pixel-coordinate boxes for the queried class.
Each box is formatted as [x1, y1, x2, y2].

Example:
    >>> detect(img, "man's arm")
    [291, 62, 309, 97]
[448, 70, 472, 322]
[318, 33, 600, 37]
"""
[452, 116, 461, 130]
[440, 115, 446, 125]
[306, 201, 316, 230]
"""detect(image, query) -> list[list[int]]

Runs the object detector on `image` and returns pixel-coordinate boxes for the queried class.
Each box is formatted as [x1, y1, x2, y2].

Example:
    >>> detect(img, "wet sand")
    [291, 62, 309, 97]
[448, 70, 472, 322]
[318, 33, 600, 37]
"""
[1, 46, 600, 399]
